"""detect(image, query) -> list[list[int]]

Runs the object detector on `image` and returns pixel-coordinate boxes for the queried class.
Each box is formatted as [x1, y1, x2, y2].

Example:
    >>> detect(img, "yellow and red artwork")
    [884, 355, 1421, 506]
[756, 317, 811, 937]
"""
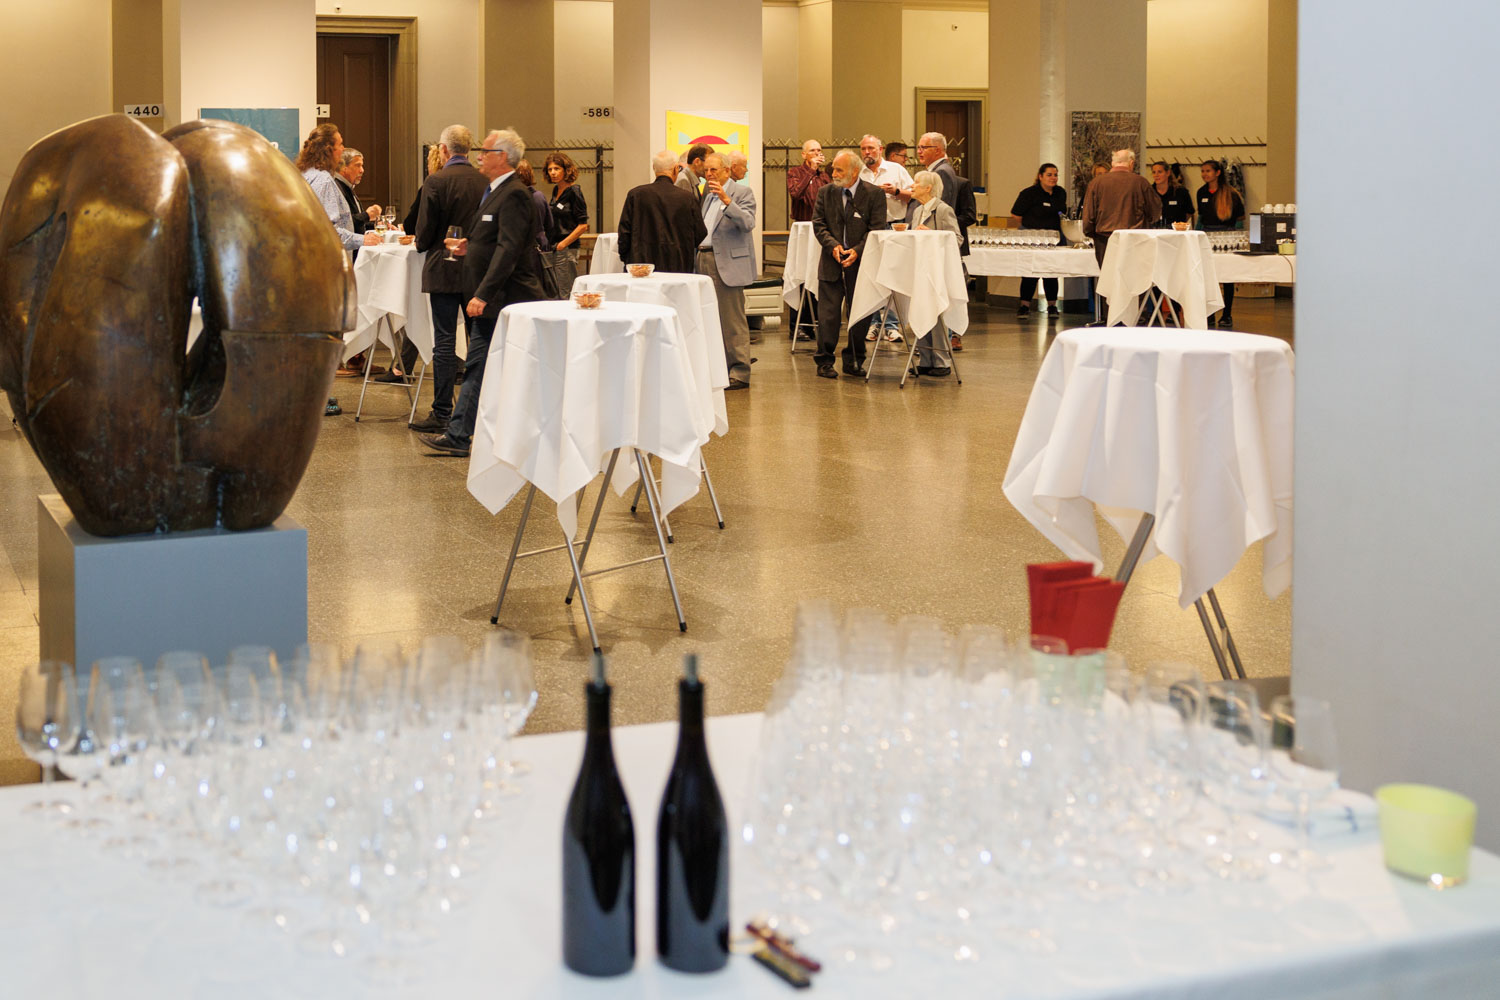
[665, 110, 750, 158]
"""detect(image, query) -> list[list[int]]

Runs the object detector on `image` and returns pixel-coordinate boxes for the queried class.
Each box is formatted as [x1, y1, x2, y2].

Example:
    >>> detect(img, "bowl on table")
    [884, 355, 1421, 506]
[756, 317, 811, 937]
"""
[572, 291, 604, 310]
[627, 263, 655, 278]
[890, 223, 908, 232]
[398, 234, 415, 245]
[1172, 222, 1189, 231]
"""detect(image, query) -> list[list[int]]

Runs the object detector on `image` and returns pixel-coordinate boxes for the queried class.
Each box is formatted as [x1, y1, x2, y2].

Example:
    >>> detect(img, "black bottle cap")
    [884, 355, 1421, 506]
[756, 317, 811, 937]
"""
[683, 653, 700, 686]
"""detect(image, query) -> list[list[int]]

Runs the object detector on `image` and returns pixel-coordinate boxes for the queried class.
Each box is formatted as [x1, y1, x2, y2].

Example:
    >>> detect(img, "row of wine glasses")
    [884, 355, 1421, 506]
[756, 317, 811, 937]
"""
[738, 602, 1341, 969]
[14, 632, 539, 984]
[1206, 230, 1251, 252]
[967, 227, 1065, 248]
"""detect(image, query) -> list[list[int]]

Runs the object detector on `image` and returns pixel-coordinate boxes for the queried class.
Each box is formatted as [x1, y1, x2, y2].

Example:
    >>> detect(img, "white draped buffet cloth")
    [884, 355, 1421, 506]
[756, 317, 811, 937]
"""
[589, 232, 622, 274]
[781, 220, 821, 309]
[466, 299, 708, 539]
[1003, 327, 1294, 608]
[570, 271, 730, 438]
[848, 229, 970, 335]
[1096, 229, 1224, 330]
[6, 711, 1500, 999]
[342, 242, 436, 364]
[965, 245, 1296, 285]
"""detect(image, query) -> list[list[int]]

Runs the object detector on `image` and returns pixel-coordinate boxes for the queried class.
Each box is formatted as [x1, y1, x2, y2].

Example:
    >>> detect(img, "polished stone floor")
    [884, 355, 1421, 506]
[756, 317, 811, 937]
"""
[0, 294, 1294, 782]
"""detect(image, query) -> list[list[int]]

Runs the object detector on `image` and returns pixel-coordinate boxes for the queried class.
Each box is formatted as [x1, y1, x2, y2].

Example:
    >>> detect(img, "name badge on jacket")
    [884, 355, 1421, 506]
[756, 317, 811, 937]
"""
[482, 214, 493, 222]
[853, 212, 862, 220]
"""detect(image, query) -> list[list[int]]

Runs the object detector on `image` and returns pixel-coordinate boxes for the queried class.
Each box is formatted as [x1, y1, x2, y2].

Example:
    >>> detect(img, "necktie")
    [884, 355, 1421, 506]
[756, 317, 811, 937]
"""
[843, 188, 853, 244]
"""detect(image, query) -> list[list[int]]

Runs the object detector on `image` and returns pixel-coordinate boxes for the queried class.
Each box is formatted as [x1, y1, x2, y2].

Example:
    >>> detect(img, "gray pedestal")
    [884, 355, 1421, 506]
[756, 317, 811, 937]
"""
[37, 494, 309, 672]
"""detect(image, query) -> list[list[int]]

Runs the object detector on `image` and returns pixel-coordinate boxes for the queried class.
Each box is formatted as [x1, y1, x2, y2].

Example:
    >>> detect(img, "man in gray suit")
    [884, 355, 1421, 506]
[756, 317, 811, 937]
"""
[917, 132, 971, 349]
[696, 152, 757, 389]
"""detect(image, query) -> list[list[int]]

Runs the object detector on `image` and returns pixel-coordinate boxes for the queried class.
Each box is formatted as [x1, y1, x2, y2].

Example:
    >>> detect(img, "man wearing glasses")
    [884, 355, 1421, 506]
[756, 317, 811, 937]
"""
[418, 129, 546, 458]
[916, 132, 970, 349]
[858, 134, 914, 344]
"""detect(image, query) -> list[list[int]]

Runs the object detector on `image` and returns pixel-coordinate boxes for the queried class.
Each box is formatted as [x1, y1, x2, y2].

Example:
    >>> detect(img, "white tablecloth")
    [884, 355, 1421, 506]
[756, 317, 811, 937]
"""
[848, 229, 970, 336]
[1214, 251, 1298, 284]
[1096, 229, 1224, 330]
[781, 220, 820, 308]
[345, 242, 435, 363]
[589, 232, 622, 274]
[571, 271, 730, 438]
[466, 299, 708, 539]
[1003, 327, 1294, 608]
[964, 246, 1100, 278]
[6, 711, 1500, 999]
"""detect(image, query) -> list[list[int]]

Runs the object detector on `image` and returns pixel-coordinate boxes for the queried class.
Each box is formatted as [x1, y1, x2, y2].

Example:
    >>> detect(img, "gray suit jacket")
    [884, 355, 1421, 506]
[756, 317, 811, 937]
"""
[905, 197, 960, 239]
[676, 167, 703, 199]
[700, 179, 757, 287]
[931, 157, 960, 211]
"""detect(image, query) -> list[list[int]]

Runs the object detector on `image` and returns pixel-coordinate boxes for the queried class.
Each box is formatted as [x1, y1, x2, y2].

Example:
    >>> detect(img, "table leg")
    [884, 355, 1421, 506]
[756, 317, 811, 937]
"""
[353, 321, 381, 422]
[1195, 597, 1235, 680]
[491, 483, 538, 624]
[1206, 588, 1247, 679]
[633, 449, 687, 632]
[406, 358, 428, 424]
[1114, 513, 1157, 585]
[566, 449, 621, 606]
[561, 524, 602, 653]
[700, 453, 725, 529]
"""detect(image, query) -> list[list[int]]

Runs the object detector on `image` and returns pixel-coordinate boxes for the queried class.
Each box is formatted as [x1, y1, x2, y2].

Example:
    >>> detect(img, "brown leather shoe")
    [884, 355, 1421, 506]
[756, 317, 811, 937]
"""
[950, 334, 963, 352]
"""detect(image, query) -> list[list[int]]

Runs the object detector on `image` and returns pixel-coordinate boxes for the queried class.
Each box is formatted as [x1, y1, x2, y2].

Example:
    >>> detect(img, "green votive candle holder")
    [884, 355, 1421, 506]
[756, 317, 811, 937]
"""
[1375, 783, 1476, 889]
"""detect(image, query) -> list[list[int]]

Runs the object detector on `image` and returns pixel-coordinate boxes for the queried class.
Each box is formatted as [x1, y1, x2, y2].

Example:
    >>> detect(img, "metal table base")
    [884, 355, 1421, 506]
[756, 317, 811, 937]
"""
[490, 448, 686, 653]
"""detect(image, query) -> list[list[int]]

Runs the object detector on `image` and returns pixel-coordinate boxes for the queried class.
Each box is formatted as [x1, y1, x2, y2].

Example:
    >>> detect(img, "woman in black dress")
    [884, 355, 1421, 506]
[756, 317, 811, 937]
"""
[545, 152, 589, 298]
[1150, 161, 1194, 228]
[1008, 162, 1067, 318]
[1197, 159, 1245, 327]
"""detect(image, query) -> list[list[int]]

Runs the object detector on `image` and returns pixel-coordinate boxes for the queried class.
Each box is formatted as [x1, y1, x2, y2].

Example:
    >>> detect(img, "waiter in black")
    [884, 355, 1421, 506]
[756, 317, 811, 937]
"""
[1008, 162, 1067, 318]
[811, 150, 886, 379]
[418, 129, 546, 457]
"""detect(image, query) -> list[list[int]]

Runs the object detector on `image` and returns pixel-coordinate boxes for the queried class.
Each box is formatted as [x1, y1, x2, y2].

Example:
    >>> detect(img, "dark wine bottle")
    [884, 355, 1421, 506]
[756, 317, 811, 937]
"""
[656, 654, 730, 973]
[562, 653, 635, 976]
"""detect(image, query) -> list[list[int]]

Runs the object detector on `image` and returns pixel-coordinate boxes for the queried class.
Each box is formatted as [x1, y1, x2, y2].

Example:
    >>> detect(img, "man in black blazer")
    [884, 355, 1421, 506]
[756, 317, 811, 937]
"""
[410, 125, 489, 431]
[419, 128, 546, 457]
[811, 149, 886, 378]
[617, 149, 707, 274]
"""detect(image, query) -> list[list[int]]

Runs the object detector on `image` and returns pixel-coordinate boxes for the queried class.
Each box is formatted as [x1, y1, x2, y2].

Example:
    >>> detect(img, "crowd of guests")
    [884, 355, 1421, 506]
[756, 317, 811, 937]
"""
[294, 121, 1251, 423]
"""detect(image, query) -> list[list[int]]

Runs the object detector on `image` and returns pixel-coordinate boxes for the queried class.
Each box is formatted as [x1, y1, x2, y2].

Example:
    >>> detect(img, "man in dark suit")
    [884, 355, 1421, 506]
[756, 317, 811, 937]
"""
[418, 128, 546, 457]
[409, 124, 489, 432]
[811, 150, 886, 379]
[617, 149, 708, 275]
[335, 148, 381, 237]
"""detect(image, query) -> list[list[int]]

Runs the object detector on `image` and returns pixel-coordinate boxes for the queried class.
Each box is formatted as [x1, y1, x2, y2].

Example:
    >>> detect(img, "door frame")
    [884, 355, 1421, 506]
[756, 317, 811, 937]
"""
[914, 87, 987, 189]
[316, 15, 418, 219]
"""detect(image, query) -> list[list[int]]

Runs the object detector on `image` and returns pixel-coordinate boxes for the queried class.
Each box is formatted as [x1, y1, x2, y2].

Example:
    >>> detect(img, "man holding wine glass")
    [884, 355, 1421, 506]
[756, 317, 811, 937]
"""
[410, 125, 488, 433]
[418, 128, 547, 458]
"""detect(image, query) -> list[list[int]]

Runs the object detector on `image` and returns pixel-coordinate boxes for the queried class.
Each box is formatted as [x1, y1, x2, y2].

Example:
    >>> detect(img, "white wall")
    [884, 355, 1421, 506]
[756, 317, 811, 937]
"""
[554, 0, 614, 141]
[899, 8, 988, 144]
[170, 0, 317, 140]
[314, 0, 480, 149]
[0, 0, 112, 189]
[1294, 1, 1500, 848]
[1147, 0, 1268, 209]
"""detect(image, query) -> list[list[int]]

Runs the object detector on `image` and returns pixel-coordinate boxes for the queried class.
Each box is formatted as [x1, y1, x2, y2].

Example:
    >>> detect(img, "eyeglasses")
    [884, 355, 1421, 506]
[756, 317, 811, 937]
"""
[477, 148, 503, 155]
[916, 144, 937, 151]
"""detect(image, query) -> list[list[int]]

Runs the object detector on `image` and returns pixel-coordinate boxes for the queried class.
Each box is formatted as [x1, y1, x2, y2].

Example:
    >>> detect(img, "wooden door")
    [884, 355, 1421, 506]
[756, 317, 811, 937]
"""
[316, 34, 392, 212]
[926, 100, 969, 173]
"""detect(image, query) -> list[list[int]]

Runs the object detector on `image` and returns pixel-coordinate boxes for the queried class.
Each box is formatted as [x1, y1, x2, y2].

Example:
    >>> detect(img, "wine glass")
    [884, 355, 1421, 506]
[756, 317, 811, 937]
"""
[444, 226, 463, 261]
[493, 630, 537, 779]
[1200, 681, 1269, 880]
[1268, 695, 1340, 872]
[16, 660, 79, 815]
[143, 651, 214, 875]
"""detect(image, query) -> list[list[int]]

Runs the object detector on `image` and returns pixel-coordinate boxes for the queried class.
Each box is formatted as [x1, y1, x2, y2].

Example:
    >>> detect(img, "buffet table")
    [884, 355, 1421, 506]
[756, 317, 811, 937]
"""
[964, 245, 1296, 286]
[4, 712, 1500, 999]
[781, 220, 821, 309]
[1096, 230, 1224, 329]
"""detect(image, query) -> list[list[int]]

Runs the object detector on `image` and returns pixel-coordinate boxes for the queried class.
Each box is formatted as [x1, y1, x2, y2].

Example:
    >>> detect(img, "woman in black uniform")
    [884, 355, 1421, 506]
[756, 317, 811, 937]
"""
[545, 152, 589, 297]
[1008, 162, 1067, 318]
[1151, 161, 1194, 228]
[1197, 159, 1245, 327]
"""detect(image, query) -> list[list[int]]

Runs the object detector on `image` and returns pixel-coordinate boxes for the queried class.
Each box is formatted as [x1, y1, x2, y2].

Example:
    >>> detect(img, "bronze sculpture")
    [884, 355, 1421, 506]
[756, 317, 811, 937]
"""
[0, 114, 354, 536]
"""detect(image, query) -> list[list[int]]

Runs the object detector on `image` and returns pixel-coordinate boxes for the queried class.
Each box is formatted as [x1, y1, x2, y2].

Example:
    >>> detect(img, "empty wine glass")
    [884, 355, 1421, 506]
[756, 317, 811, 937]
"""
[494, 631, 537, 779]
[16, 659, 78, 815]
[444, 225, 463, 261]
[1200, 681, 1269, 880]
[1268, 695, 1340, 872]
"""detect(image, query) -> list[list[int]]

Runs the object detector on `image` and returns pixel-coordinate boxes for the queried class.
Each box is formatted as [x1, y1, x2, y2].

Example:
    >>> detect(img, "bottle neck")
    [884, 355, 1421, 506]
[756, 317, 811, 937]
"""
[585, 681, 613, 738]
[678, 679, 705, 734]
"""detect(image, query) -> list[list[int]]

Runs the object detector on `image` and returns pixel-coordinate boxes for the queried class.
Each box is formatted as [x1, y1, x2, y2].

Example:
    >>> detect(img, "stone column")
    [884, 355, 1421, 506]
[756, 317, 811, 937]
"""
[611, 0, 763, 256]
[1265, 0, 1297, 203]
[797, 0, 902, 146]
[482, 0, 554, 146]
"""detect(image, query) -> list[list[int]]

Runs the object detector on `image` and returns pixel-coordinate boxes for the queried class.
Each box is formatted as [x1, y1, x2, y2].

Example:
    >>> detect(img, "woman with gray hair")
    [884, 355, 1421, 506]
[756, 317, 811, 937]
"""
[905, 170, 961, 377]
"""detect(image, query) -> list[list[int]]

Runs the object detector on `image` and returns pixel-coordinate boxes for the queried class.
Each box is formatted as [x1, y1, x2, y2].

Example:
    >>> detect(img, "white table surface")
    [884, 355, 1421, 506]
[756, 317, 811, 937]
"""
[781, 220, 820, 308]
[964, 245, 1100, 279]
[1003, 327, 1294, 609]
[6, 711, 1500, 999]
[848, 229, 970, 336]
[346, 242, 435, 364]
[466, 299, 708, 539]
[1213, 250, 1297, 284]
[571, 271, 730, 439]
[590, 232, 623, 275]
[1096, 229, 1224, 330]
